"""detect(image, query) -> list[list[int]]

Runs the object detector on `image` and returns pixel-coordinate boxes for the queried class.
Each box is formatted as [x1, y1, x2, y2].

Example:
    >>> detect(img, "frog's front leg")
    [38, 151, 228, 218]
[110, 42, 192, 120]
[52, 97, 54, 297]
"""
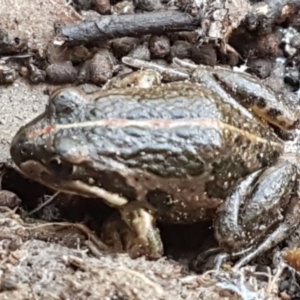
[214, 158, 300, 268]
[102, 202, 163, 259]
[119, 202, 163, 259]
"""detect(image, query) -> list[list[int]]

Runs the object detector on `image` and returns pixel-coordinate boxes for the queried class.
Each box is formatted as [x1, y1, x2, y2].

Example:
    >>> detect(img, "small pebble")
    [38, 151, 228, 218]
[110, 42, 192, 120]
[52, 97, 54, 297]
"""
[170, 40, 191, 60]
[190, 44, 217, 66]
[248, 58, 273, 79]
[149, 35, 170, 59]
[128, 43, 151, 61]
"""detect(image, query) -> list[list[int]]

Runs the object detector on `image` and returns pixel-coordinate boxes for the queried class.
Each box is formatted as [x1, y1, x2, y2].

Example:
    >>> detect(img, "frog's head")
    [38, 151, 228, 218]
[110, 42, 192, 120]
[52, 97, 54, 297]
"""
[10, 88, 94, 194]
[10, 109, 74, 187]
[10, 88, 129, 206]
[10, 87, 85, 167]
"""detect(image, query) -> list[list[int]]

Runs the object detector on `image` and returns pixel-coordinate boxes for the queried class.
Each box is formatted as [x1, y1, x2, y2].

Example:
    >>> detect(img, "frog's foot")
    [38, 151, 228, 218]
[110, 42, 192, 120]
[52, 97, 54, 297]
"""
[122, 56, 189, 82]
[214, 158, 300, 269]
[233, 200, 300, 270]
[102, 202, 163, 259]
[190, 247, 224, 273]
[103, 69, 162, 90]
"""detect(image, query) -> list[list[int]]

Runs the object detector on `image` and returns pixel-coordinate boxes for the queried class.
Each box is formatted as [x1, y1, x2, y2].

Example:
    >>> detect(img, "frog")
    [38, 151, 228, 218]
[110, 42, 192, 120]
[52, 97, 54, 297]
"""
[9, 66, 300, 268]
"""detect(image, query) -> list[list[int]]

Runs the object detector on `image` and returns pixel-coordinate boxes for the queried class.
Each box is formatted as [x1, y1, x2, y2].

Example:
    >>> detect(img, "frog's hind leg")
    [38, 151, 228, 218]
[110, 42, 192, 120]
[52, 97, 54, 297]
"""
[213, 70, 300, 131]
[214, 158, 300, 269]
[233, 195, 300, 269]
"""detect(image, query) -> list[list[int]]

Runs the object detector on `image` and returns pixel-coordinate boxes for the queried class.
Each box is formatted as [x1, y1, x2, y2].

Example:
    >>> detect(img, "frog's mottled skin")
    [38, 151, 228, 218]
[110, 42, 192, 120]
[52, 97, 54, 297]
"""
[10, 82, 282, 218]
[10, 68, 300, 267]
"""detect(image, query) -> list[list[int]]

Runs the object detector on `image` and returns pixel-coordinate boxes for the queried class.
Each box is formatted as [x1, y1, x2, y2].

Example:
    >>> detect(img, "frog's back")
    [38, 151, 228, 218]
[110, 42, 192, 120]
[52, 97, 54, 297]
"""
[49, 83, 284, 222]
[53, 82, 281, 139]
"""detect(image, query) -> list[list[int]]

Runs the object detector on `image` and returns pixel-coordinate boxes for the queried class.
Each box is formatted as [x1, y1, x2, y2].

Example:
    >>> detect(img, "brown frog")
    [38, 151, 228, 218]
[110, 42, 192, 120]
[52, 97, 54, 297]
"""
[9, 66, 300, 268]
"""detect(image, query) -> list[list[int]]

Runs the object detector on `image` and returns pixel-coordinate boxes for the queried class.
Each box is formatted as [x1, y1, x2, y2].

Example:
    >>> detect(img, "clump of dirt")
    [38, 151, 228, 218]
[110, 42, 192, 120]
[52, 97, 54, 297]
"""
[0, 0, 80, 52]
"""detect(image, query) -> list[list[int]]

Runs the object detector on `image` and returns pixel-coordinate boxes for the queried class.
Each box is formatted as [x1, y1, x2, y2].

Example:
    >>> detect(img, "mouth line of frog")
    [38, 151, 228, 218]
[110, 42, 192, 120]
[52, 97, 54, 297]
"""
[19, 160, 129, 206]
[29, 118, 280, 146]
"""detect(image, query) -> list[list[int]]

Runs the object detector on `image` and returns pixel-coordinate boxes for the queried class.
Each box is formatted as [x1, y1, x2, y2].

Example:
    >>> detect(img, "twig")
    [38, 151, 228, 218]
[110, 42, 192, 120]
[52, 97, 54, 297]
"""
[122, 56, 189, 81]
[27, 222, 110, 251]
[1, 54, 33, 61]
[28, 192, 60, 215]
[267, 261, 286, 294]
[172, 57, 197, 70]
[57, 11, 200, 46]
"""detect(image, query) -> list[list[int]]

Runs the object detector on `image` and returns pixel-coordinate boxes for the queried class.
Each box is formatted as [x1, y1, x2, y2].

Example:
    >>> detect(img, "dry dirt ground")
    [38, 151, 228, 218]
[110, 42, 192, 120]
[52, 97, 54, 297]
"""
[0, 204, 283, 300]
[0, 1, 294, 299]
[0, 80, 48, 162]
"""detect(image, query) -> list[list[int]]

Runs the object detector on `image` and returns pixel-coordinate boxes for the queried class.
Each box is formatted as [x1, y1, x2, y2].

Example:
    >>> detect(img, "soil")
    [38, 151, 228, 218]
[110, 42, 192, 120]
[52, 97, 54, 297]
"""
[0, 80, 47, 162]
[0, 205, 283, 300]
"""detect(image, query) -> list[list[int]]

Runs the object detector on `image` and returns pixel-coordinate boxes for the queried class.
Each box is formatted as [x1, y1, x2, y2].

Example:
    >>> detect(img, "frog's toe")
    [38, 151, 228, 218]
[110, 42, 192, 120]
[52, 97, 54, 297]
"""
[189, 247, 223, 273]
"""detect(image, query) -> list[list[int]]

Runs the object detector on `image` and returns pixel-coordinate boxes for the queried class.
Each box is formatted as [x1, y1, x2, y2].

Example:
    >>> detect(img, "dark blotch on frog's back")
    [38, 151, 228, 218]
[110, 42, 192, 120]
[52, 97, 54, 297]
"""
[124, 149, 206, 178]
[257, 147, 281, 167]
[267, 108, 282, 118]
[90, 94, 222, 121]
[89, 125, 221, 178]
[256, 98, 267, 108]
[205, 157, 249, 199]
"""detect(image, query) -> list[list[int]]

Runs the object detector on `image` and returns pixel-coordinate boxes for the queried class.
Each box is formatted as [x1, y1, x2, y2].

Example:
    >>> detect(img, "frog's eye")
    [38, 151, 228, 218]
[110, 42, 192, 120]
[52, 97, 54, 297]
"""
[20, 146, 29, 156]
[50, 89, 85, 114]
[48, 156, 74, 176]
